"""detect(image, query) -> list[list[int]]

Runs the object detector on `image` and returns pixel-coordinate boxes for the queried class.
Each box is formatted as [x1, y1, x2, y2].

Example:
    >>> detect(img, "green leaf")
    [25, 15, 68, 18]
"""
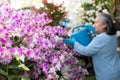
[0, 69, 8, 77]
[8, 65, 21, 70]
[8, 75, 21, 80]
[85, 76, 96, 80]
[14, 36, 19, 41]
[18, 64, 30, 71]
[27, 63, 36, 68]
[21, 75, 30, 80]
[8, 75, 30, 80]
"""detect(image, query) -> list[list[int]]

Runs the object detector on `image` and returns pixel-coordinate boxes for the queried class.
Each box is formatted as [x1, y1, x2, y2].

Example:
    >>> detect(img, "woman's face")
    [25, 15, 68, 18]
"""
[93, 17, 106, 33]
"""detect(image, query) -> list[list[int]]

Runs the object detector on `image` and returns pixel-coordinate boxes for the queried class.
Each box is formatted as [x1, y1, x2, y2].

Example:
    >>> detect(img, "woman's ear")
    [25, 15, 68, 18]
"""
[103, 23, 107, 29]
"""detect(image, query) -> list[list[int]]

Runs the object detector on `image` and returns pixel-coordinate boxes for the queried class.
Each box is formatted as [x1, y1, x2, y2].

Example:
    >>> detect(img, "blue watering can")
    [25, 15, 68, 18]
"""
[71, 24, 95, 46]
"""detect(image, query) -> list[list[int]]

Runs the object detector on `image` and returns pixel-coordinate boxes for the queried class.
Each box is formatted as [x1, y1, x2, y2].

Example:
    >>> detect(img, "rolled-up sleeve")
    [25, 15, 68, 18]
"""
[74, 36, 104, 56]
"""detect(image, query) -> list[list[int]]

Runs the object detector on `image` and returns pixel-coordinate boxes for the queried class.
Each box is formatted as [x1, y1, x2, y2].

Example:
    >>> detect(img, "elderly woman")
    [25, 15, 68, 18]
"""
[63, 13, 120, 80]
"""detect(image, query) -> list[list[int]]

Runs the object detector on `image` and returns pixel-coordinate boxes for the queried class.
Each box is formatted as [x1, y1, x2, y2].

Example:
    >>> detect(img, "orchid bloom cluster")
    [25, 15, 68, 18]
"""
[0, 2, 88, 80]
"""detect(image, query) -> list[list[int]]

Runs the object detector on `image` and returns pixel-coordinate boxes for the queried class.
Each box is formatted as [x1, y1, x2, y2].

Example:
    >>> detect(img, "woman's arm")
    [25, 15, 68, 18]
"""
[74, 36, 103, 56]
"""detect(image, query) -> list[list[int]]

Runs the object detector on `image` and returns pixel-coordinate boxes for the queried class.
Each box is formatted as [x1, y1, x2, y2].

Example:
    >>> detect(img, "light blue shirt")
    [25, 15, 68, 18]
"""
[74, 32, 120, 80]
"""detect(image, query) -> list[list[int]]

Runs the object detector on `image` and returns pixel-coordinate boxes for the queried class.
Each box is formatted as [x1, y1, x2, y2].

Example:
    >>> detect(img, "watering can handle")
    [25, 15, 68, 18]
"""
[72, 24, 95, 33]
[72, 24, 85, 33]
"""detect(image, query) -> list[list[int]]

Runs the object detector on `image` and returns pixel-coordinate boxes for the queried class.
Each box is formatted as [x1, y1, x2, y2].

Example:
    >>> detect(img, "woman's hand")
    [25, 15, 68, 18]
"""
[63, 38, 75, 46]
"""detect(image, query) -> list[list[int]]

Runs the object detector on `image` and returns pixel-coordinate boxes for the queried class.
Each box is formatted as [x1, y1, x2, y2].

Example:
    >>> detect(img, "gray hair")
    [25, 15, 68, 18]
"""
[97, 13, 110, 24]
[96, 13, 116, 35]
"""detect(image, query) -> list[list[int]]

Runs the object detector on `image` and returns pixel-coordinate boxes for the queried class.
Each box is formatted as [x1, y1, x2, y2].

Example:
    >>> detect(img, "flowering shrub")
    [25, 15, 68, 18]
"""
[42, 0, 65, 26]
[30, 0, 65, 26]
[81, 0, 109, 24]
[0, 1, 88, 80]
[64, 0, 109, 27]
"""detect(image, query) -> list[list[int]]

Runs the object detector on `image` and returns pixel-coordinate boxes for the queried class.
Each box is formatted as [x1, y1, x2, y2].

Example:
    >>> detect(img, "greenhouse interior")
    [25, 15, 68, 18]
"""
[0, 0, 120, 80]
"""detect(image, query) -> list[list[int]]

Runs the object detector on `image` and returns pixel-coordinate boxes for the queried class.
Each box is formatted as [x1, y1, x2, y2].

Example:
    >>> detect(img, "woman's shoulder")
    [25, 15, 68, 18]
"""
[96, 32, 116, 38]
[94, 32, 117, 42]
